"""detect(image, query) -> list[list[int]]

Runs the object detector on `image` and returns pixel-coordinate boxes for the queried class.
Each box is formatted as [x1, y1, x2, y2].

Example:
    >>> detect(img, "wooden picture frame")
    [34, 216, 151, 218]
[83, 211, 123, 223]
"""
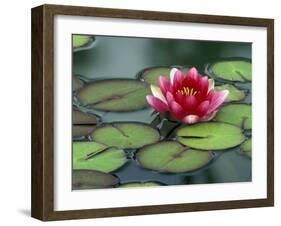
[31, 4, 274, 221]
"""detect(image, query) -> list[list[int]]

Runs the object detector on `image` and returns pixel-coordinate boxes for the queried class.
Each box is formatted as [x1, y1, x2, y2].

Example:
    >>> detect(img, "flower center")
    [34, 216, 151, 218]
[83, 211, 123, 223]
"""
[177, 86, 198, 96]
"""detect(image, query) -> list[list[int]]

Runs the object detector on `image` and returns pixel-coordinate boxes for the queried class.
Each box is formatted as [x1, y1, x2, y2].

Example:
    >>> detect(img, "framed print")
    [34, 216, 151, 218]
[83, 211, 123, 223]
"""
[31, 4, 274, 221]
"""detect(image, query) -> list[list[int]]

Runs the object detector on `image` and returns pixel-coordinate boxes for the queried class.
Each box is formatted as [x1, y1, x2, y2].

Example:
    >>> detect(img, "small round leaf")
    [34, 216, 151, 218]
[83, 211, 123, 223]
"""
[73, 141, 127, 173]
[176, 122, 246, 150]
[72, 35, 91, 48]
[77, 79, 151, 112]
[215, 104, 252, 129]
[136, 141, 213, 173]
[215, 84, 246, 102]
[72, 170, 119, 189]
[210, 60, 252, 82]
[92, 122, 160, 149]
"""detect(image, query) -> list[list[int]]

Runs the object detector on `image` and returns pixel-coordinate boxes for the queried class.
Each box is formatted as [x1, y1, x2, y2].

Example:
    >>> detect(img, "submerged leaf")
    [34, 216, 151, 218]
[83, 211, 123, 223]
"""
[92, 122, 160, 149]
[77, 79, 151, 112]
[215, 84, 246, 102]
[73, 141, 127, 173]
[136, 141, 213, 173]
[215, 104, 252, 129]
[72, 170, 119, 189]
[210, 60, 252, 82]
[176, 122, 245, 150]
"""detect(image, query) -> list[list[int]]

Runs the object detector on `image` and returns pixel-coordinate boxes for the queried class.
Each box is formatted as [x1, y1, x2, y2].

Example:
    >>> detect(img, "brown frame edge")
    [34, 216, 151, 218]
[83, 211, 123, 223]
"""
[31, 4, 274, 221]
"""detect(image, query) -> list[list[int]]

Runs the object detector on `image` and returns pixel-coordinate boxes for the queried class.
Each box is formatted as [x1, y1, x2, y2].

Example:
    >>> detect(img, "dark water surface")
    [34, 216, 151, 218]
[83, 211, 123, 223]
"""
[73, 35, 252, 186]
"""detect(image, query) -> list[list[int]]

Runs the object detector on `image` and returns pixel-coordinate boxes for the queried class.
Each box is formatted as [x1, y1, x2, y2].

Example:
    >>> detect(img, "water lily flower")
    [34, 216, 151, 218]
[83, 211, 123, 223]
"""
[146, 67, 228, 124]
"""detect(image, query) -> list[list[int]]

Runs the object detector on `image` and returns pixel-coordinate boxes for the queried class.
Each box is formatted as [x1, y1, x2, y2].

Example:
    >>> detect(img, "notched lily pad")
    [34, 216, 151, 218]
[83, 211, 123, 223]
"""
[176, 122, 245, 150]
[215, 104, 252, 129]
[241, 139, 251, 158]
[139, 67, 171, 86]
[209, 60, 252, 82]
[139, 66, 189, 86]
[136, 141, 213, 173]
[92, 122, 160, 149]
[77, 79, 151, 112]
[215, 84, 246, 102]
[72, 35, 91, 48]
[119, 181, 163, 188]
[73, 141, 127, 173]
[72, 170, 119, 189]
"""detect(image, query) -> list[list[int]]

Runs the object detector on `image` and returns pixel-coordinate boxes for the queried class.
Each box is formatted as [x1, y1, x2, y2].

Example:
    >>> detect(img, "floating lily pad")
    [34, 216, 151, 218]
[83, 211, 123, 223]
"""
[73, 141, 127, 173]
[73, 110, 97, 124]
[73, 76, 83, 91]
[72, 35, 91, 48]
[92, 122, 160, 149]
[241, 139, 251, 158]
[215, 104, 252, 129]
[176, 122, 245, 150]
[140, 66, 189, 86]
[210, 60, 252, 82]
[72, 170, 119, 189]
[119, 182, 163, 188]
[215, 84, 246, 102]
[136, 141, 213, 173]
[140, 67, 171, 86]
[77, 79, 151, 112]
[73, 125, 95, 138]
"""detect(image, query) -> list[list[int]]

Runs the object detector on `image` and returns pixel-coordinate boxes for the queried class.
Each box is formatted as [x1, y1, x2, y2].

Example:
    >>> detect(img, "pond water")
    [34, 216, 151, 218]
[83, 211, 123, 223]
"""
[73, 35, 252, 188]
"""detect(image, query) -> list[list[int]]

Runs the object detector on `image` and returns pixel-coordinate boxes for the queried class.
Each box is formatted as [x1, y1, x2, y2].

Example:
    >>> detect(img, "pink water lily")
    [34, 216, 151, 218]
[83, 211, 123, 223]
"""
[146, 67, 228, 124]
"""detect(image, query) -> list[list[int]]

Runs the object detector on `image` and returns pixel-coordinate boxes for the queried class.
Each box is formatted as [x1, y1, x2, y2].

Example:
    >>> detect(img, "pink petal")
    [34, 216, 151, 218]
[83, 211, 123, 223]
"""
[201, 110, 218, 122]
[169, 101, 186, 120]
[182, 115, 200, 124]
[173, 70, 184, 90]
[159, 76, 172, 95]
[196, 100, 210, 117]
[174, 92, 186, 106]
[183, 95, 197, 112]
[186, 67, 199, 81]
[207, 90, 229, 113]
[166, 91, 175, 104]
[199, 76, 209, 94]
[146, 95, 168, 113]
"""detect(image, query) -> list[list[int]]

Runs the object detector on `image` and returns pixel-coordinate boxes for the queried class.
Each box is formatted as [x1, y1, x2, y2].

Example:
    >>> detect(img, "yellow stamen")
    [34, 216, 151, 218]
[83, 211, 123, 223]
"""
[177, 86, 198, 96]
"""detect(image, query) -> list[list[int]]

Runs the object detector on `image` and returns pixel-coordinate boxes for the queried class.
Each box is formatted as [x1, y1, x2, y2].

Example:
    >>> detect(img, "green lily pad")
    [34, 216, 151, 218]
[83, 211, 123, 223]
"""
[119, 182, 163, 188]
[140, 67, 171, 86]
[73, 125, 95, 138]
[73, 76, 83, 91]
[210, 60, 252, 82]
[176, 122, 245, 150]
[77, 79, 151, 112]
[73, 141, 127, 173]
[241, 139, 251, 158]
[140, 66, 190, 86]
[215, 84, 246, 102]
[92, 122, 160, 149]
[215, 104, 252, 129]
[73, 110, 97, 125]
[72, 35, 91, 48]
[72, 170, 119, 189]
[136, 141, 213, 173]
